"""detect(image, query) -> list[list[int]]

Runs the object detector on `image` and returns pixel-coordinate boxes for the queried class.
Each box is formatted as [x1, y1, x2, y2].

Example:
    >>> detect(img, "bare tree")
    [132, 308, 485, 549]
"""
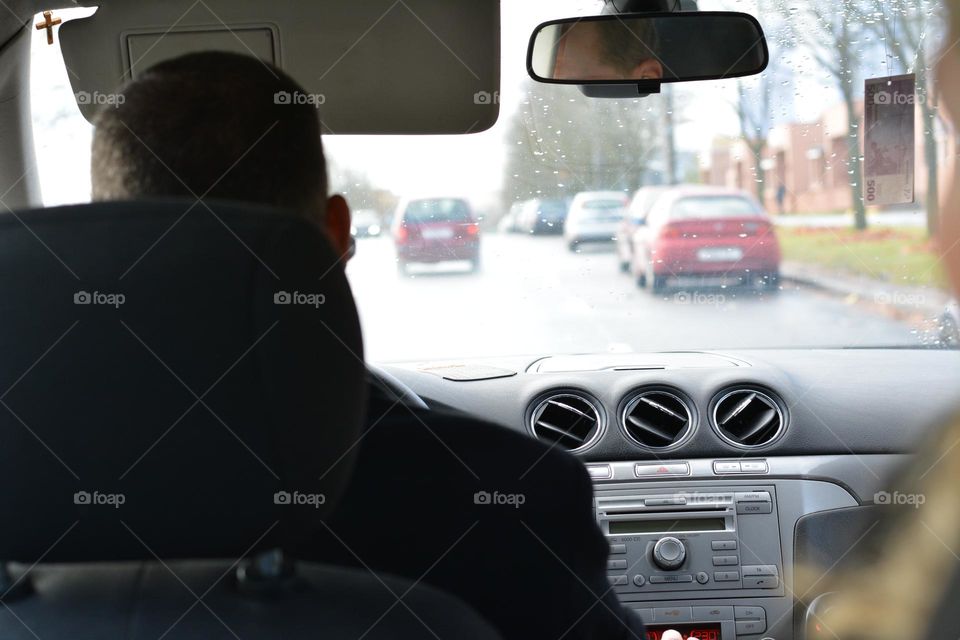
[501, 79, 662, 210]
[783, 1, 872, 230]
[662, 85, 679, 185]
[731, 68, 775, 206]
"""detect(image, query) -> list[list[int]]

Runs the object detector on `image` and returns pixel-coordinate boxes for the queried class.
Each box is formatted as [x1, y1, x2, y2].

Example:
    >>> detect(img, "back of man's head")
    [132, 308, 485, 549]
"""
[91, 51, 327, 218]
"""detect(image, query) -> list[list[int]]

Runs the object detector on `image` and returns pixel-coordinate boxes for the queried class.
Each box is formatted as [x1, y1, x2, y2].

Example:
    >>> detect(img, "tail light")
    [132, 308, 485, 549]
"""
[659, 224, 686, 239]
[466, 223, 480, 236]
[396, 226, 409, 243]
[741, 221, 772, 237]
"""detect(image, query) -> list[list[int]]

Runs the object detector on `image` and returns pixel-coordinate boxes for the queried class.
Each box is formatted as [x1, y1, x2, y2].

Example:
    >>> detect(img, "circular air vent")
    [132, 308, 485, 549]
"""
[529, 392, 603, 452]
[711, 388, 785, 448]
[620, 389, 694, 450]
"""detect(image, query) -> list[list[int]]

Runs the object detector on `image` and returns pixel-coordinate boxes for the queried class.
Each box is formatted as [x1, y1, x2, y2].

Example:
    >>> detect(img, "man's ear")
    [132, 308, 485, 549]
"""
[323, 194, 352, 260]
[629, 58, 663, 80]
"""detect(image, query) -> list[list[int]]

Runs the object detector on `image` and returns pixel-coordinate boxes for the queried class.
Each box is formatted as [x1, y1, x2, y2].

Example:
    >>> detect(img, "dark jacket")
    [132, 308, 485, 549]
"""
[308, 383, 646, 640]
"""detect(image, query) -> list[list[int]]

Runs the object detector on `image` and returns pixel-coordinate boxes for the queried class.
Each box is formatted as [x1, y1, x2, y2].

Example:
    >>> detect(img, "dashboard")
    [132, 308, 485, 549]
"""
[381, 349, 960, 640]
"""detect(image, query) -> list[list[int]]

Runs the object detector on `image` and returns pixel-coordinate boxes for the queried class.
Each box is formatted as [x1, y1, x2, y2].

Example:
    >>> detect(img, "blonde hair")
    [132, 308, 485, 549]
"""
[809, 417, 960, 639]
[807, 8, 960, 635]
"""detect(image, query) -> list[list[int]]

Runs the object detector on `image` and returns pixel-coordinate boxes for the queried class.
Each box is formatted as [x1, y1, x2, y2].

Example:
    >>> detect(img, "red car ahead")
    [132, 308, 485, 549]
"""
[629, 187, 781, 293]
[392, 197, 481, 273]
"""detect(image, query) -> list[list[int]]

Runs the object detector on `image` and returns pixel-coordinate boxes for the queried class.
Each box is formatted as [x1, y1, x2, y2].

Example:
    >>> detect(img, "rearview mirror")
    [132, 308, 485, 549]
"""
[527, 12, 768, 88]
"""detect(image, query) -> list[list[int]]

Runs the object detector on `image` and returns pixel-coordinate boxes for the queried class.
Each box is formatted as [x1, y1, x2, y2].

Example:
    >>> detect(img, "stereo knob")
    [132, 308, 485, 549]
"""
[652, 536, 686, 570]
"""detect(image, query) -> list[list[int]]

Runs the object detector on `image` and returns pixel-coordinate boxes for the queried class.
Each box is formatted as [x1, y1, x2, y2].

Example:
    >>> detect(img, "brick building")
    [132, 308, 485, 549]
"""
[700, 99, 957, 214]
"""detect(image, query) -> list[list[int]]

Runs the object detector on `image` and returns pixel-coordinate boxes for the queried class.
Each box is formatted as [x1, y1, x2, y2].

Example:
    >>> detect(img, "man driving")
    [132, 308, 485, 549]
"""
[89, 50, 671, 640]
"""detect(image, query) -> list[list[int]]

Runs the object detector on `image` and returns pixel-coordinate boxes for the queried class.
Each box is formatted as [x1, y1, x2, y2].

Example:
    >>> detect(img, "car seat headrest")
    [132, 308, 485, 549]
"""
[0, 199, 366, 562]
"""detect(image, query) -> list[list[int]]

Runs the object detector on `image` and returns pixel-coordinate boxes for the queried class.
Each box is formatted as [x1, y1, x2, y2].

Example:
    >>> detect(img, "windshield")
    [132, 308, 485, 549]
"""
[31, 1, 957, 362]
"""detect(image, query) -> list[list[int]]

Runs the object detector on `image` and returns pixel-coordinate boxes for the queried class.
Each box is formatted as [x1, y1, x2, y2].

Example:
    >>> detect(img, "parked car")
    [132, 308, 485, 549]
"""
[392, 197, 481, 273]
[497, 201, 524, 233]
[563, 191, 628, 251]
[518, 198, 568, 235]
[616, 186, 669, 272]
[629, 186, 781, 293]
[351, 208, 383, 238]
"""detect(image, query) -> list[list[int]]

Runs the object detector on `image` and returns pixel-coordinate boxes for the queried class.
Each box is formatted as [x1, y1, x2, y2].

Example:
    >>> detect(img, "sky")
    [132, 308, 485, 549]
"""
[29, 0, 913, 209]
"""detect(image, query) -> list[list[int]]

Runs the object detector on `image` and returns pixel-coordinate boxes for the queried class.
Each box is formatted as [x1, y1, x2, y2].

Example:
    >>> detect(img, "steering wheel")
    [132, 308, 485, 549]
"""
[367, 365, 429, 411]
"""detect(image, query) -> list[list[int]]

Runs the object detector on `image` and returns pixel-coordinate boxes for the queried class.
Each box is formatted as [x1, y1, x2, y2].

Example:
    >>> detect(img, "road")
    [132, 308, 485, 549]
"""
[346, 233, 929, 363]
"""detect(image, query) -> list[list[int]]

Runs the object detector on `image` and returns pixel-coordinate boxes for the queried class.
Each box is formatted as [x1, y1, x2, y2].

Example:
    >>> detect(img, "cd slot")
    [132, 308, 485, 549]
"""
[600, 505, 736, 536]
[600, 503, 733, 514]
[597, 493, 735, 514]
[603, 505, 731, 515]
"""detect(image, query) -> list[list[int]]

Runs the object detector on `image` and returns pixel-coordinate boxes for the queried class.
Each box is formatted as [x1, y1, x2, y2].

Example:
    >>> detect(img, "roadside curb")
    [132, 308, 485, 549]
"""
[781, 261, 949, 319]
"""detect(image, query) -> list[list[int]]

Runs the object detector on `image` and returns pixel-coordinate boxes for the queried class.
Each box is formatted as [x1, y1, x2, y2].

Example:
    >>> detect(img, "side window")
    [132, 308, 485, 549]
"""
[30, 8, 97, 206]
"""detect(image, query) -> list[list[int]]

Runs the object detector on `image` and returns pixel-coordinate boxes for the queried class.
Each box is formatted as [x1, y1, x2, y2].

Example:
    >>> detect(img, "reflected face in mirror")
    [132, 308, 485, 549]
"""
[528, 13, 768, 86]
[552, 20, 663, 81]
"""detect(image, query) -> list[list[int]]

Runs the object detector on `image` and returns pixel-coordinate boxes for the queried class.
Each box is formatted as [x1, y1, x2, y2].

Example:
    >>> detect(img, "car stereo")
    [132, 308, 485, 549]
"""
[596, 486, 783, 595]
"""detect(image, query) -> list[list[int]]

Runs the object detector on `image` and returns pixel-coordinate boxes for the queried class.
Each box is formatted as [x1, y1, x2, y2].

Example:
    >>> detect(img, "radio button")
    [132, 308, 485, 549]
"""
[713, 461, 741, 473]
[735, 620, 767, 635]
[743, 575, 779, 589]
[712, 555, 738, 566]
[734, 606, 766, 620]
[587, 464, 612, 479]
[607, 559, 627, 570]
[711, 540, 738, 550]
[635, 462, 690, 477]
[742, 565, 778, 577]
[609, 544, 627, 554]
[608, 575, 628, 586]
[713, 571, 740, 582]
[740, 460, 768, 473]
[654, 607, 692, 623]
[736, 501, 773, 515]
[649, 574, 693, 583]
[734, 491, 771, 502]
[653, 536, 687, 570]
[695, 572, 709, 584]
[634, 608, 654, 622]
[693, 606, 734, 621]
[633, 574, 646, 587]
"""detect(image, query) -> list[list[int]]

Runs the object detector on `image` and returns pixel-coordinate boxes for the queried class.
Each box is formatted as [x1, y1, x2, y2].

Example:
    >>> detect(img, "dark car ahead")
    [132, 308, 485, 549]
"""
[519, 198, 569, 235]
[392, 197, 481, 273]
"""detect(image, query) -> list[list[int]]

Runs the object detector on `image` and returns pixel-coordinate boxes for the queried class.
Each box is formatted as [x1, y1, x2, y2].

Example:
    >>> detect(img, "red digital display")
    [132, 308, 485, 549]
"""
[645, 623, 722, 640]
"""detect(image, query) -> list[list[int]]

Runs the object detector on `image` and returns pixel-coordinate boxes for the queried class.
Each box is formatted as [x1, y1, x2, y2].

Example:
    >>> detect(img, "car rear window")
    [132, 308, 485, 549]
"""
[403, 199, 472, 224]
[579, 199, 625, 220]
[583, 199, 625, 211]
[539, 200, 568, 215]
[669, 196, 761, 219]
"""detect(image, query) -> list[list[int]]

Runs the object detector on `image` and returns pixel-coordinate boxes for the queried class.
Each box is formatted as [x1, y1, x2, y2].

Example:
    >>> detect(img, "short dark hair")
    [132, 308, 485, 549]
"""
[595, 19, 660, 76]
[92, 51, 327, 216]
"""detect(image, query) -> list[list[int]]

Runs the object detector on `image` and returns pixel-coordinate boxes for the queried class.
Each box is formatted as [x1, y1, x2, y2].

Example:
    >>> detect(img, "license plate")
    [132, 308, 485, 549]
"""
[697, 247, 743, 262]
[422, 227, 454, 240]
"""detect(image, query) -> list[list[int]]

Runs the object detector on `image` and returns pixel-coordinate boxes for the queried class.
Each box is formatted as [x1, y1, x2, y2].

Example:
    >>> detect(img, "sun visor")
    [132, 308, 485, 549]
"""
[58, 0, 500, 134]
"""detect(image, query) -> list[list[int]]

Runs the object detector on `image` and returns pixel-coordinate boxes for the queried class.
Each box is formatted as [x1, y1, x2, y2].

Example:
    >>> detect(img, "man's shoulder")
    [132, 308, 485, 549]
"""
[361, 403, 587, 480]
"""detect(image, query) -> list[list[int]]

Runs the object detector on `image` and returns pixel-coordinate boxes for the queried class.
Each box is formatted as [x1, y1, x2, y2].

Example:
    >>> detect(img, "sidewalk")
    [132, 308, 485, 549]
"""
[781, 260, 951, 318]
[773, 209, 926, 229]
